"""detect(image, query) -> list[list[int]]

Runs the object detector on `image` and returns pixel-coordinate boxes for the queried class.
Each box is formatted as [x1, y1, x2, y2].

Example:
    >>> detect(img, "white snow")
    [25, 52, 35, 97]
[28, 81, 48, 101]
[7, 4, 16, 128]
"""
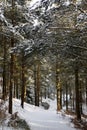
[63, 0, 70, 6]
[29, 0, 41, 10]
[76, 0, 82, 5]
[13, 98, 77, 130]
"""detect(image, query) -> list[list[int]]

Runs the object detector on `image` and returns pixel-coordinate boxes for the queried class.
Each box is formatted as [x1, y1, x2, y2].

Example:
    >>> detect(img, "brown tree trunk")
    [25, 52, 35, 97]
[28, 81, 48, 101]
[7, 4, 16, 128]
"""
[40, 89, 42, 103]
[72, 90, 75, 110]
[86, 78, 87, 105]
[79, 80, 83, 114]
[36, 63, 40, 106]
[75, 67, 81, 120]
[3, 65, 6, 100]
[60, 88, 62, 109]
[9, 37, 14, 114]
[8, 0, 15, 114]
[66, 81, 68, 111]
[56, 60, 61, 111]
[16, 79, 19, 99]
[34, 63, 40, 106]
[2, 36, 7, 100]
[13, 80, 16, 98]
[34, 65, 37, 106]
[44, 86, 47, 99]
[21, 52, 26, 108]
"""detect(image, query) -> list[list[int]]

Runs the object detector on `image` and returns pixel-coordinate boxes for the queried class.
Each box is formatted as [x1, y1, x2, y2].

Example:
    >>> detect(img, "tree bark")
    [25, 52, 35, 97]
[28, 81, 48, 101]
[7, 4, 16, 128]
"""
[85, 78, 87, 105]
[79, 80, 82, 114]
[9, 37, 14, 114]
[34, 65, 37, 106]
[60, 88, 62, 109]
[2, 35, 7, 100]
[8, 0, 15, 114]
[66, 82, 68, 111]
[72, 90, 75, 110]
[34, 62, 40, 106]
[75, 67, 81, 120]
[36, 63, 40, 106]
[56, 60, 61, 111]
[21, 52, 26, 108]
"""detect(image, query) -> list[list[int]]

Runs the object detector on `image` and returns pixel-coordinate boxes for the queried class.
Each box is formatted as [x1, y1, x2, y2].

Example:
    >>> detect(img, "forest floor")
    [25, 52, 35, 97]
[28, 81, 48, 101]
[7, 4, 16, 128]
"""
[64, 109, 87, 130]
[13, 98, 77, 130]
[1, 98, 87, 130]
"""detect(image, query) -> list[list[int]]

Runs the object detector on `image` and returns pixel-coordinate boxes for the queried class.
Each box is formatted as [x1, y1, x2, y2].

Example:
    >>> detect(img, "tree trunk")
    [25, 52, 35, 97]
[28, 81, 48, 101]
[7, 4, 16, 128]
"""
[16, 79, 19, 99]
[21, 52, 26, 108]
[60, 88, 62, 109]
[79, 80, 83, 114]
[40, 89, 42, 103]
[72, 90, 75, 110]
[44, 87, 47, 99]
[34, 63, 40, 106]
[2, 36, 7, 100]
[66, 81, 68, 111]
[1, 23, 7, 100]
[75, 67, 81, 120]
[56, 60, 61, 111]
[8, 0, 15, 114]
[13, 81, 16, 98]
[34, 65, 37, 106]
[9, 37, 14, 114]
[36, 63, 40, 106]
[3, 66, 6, 100]
[85, 78, 87, 105]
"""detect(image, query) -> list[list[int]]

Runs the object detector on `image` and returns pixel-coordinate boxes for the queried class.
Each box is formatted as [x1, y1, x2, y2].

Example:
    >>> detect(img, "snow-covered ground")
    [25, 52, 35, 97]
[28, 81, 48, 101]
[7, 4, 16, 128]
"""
[13, 98, 78, 130]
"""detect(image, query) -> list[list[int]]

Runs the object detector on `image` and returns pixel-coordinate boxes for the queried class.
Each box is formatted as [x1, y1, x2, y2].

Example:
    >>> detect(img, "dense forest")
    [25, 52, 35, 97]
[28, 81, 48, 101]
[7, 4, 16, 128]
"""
[0, 0, 87, 126]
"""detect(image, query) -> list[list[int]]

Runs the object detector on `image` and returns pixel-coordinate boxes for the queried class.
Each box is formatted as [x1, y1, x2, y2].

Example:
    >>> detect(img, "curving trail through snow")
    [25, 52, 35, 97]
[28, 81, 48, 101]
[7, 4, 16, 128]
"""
[13, 99, 77, 130]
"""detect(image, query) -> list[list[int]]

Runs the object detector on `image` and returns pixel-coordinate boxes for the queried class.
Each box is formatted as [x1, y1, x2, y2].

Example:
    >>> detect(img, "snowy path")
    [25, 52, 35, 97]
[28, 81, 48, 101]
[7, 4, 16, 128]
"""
[13, 99, 77, 130]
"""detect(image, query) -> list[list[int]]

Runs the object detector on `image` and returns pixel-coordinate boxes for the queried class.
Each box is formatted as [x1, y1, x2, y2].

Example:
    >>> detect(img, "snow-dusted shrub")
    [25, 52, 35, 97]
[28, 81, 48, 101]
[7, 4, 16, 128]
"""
[41, 102, 50, 110]
[8, 114, 30, 130]
[0, 99, 8, 122]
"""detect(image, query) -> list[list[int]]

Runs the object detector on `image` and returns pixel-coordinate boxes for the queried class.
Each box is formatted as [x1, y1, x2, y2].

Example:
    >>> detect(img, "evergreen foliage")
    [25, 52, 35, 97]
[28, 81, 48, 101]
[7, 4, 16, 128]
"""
[0, 0, 87, 121]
